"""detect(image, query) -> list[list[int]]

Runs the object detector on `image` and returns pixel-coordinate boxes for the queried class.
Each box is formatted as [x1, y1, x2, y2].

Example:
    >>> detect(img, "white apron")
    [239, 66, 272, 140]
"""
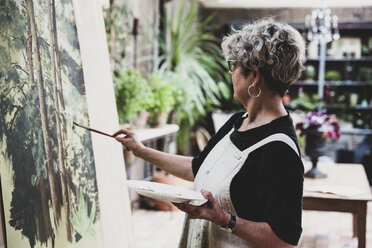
[179, 128, 300, 248]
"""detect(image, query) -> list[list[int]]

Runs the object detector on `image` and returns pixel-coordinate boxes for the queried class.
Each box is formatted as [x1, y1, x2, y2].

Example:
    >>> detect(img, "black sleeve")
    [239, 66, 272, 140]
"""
[191, 112, 244, 176]
[258, 142, 304, 246]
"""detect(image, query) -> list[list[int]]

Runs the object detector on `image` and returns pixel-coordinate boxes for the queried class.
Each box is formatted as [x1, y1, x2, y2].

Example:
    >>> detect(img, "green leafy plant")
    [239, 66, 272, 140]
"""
[325, 70, 341, 81]
[156, 1, 227, 153]
[71, 191, 96, 237]
[147, 73, 176, 126]
[115, 71, 152, 123]
[291, 88, 322, 111]
[361, 44, 371, 56]
[357, 67, 372, 84]
[302, 65, 316, 81]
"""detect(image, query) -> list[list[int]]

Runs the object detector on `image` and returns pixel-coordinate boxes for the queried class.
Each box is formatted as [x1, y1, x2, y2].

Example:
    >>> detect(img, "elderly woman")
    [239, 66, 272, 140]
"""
[114, 18, 305, 248]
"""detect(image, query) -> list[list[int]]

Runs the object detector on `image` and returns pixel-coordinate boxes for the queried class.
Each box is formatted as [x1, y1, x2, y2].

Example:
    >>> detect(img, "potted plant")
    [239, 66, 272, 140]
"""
[302, 64, 316, 81]
[147, 73, 176, 128]
[296, 110, 340, 178]
[325, 70, 341, 81]
[115, 70, 152, 126]
[357, 67, 372, 84]
[290, 87, 322, 111]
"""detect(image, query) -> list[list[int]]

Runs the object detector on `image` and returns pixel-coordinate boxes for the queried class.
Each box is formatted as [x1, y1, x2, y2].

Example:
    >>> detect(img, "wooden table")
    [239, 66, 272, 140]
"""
[303, 161, 372, 248]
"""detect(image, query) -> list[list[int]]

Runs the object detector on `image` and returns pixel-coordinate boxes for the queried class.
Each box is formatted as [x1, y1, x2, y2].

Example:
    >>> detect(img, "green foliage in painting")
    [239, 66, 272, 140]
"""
[0, 0, 102, 246]
[71, 190, 97, 237]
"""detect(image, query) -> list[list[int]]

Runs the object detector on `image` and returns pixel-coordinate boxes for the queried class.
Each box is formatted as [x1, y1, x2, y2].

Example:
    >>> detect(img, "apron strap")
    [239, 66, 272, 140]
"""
[241, 133, 300, 158]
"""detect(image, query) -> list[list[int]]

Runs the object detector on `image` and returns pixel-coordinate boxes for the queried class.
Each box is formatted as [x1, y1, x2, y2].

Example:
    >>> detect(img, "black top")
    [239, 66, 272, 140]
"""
[192, 112, 304, 246]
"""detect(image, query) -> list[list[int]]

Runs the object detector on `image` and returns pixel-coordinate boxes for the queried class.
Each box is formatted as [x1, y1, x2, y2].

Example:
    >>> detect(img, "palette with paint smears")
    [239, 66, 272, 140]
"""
[125, 180, 207, 206]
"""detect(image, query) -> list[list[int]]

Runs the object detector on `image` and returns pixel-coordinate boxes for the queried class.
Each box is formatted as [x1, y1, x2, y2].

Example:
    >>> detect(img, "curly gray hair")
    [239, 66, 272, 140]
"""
[221, 18, 305, 96]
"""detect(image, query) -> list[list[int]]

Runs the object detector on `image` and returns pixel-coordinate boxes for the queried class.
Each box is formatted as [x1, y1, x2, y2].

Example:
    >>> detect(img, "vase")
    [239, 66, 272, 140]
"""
[133, 111, 150, 128]
[149, 111, 168, 128]
[304, 131, 327, 178]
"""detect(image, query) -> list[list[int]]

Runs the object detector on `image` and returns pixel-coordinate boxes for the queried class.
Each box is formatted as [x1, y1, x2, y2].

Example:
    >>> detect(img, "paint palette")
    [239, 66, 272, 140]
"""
[125, 180, 207, 206]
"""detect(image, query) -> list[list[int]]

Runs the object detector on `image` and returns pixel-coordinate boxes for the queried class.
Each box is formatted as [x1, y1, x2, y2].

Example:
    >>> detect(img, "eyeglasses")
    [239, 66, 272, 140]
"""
[228, 61, 237, 72]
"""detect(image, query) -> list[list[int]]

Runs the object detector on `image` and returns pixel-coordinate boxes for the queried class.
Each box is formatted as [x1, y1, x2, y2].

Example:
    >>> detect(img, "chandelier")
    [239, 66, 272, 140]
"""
[304, 8, 340, 99]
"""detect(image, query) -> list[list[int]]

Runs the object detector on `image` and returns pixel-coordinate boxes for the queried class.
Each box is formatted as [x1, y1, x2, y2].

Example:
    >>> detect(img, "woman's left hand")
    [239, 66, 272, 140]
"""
[173, 190, 230, 226]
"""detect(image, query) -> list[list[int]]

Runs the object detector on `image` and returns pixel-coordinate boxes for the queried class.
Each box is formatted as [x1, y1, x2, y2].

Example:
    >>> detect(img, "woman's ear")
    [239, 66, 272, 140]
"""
[252, 66, 261, 85]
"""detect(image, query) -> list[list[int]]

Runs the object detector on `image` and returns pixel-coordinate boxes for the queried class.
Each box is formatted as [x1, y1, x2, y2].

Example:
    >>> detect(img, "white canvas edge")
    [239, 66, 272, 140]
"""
[0, 189, 4, 248]
[73, 1, 133, 247]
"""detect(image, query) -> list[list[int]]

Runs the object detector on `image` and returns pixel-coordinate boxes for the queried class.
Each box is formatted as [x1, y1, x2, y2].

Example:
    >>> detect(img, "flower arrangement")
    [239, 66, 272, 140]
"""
[295, 110, 340, 139]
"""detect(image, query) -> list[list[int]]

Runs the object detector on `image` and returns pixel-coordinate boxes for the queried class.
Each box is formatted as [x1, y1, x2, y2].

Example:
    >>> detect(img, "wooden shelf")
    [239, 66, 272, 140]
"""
[341, 128, 372, 135]
[290, 21, 372, 131]
[290, 22, 372, 31]
[354, 105, 372, 110]
[325, 104, 372, 110]
[306, 57, 372, 62]
[294, 81, 372, 86]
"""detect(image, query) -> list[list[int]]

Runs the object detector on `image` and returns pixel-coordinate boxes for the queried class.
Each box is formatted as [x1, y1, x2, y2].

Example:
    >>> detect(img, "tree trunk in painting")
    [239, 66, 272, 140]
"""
[47, 0, 65, 222]
[37, 178, 55, 244]
[53, 0, 66, 120]
[52, 0, 75, 240]
[26, 16, 34, 93]
[27, 0, 61, 226]
[26, 8, 55, 244]
[48, 0, 73, 241]
[52, 0, 69, 163]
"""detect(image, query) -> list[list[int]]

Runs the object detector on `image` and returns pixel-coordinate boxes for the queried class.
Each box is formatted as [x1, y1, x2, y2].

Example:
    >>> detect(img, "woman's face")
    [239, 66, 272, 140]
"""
[229, 65, 251, 102]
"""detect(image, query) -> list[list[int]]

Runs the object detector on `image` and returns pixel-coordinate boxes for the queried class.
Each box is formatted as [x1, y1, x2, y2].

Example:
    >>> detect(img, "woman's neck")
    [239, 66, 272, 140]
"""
[239, 94, 287, 132]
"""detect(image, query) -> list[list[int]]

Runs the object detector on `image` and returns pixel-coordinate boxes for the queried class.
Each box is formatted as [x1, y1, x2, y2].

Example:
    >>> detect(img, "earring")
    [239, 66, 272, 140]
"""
[248, 84, 261, 97]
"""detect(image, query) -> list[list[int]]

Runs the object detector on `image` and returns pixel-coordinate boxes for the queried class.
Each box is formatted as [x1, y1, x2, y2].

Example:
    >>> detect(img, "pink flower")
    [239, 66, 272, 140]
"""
[295, 110, 340, 139]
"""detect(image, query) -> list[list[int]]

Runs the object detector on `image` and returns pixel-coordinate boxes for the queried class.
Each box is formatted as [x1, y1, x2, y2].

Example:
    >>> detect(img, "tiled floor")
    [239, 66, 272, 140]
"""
[131, 201, 372, 248]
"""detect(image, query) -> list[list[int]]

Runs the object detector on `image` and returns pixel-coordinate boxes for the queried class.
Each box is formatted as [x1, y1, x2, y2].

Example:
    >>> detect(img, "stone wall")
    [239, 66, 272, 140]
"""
[116, 0, 160, 75]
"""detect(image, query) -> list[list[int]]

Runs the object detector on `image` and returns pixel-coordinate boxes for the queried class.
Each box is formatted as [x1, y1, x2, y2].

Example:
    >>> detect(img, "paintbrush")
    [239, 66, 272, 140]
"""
[73, 121, 114, 138]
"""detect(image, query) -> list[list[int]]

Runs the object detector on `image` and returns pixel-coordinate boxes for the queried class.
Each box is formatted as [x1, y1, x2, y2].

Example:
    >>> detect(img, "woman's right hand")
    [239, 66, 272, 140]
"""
[113, 129, 146, 157]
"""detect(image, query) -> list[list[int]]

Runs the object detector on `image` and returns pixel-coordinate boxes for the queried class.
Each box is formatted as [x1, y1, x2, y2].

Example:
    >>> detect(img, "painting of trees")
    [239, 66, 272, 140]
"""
[0, 0, 104, 247]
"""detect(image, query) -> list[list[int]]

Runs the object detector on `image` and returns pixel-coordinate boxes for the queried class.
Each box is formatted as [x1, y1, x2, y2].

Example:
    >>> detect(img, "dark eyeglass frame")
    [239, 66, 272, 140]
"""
[228, 61, 237, 72]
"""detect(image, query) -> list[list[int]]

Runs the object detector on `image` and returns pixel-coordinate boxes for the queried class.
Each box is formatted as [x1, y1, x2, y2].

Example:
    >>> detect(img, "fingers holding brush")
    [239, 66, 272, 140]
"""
[112, 128, 131, 138]
[113, 128, 145, 156]
[72, 121, 146, 156]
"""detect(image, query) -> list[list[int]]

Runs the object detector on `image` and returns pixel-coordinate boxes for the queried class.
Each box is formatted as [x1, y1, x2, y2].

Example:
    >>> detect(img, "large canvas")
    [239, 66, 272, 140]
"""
[0, 0, 105, 247]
